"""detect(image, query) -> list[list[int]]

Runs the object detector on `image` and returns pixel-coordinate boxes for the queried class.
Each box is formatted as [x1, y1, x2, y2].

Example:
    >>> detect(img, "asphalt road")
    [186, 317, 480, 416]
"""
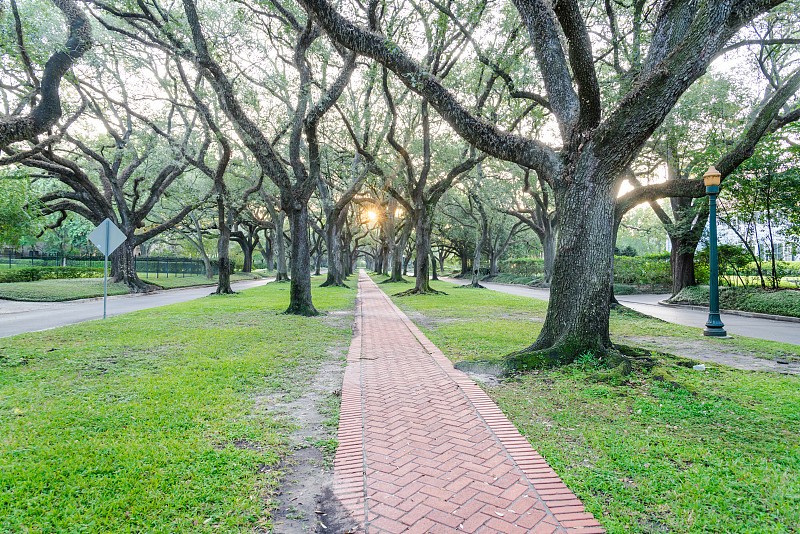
[0, 278, 272, 339]
[444, 278, 800, 346]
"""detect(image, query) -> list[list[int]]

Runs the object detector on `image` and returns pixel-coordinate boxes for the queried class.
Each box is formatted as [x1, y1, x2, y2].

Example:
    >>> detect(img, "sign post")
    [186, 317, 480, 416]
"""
[88, 218, 126, 319]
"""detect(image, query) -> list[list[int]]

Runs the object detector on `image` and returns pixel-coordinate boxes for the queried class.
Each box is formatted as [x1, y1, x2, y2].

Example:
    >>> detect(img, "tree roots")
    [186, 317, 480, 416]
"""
[393, 288, 447, 297]
[283, 303, 320, 316]
[320, 279, 349, 288]
[212, 287, 237, 295]
[455, 341, 699, 395]
[381, 276, 409, 284]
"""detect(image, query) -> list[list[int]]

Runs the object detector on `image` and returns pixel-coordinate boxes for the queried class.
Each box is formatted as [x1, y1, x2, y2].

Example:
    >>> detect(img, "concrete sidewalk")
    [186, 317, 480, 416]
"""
[0, 278, 272, 338]
[332, 272, 605, 533]
[444, 278, 800, 347]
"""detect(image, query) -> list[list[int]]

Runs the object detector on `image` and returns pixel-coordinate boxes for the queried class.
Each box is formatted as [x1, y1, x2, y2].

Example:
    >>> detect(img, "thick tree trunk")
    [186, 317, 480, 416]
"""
[275, 212, 289, 282]
[202, 255, 213, 279]
[470, 225, 485, 288]
[431, 251, 438, 281]
[460, 253, 469, 277]
[215, 196, 234, 295]
[489, 251, 499, 277]
[111, 239, 158, 293]
[264, 235, 274, 271]
[516, 179, 616, 363]
[670, 234, 697, 296]
[321, 219, 345, 287]
[541, 231, 556, 285]
[240, 242, 253, 273]
[285, 204, 318, 316]
[314, 250, 322, 276]
[413, 217, 434, 292]
[386, 228, 410, 283]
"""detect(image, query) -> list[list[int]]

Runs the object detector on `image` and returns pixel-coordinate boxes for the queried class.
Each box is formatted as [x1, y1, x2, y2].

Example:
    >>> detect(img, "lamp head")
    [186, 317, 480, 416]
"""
[703, 166, 721, 187]
[704, 165, 721, 195]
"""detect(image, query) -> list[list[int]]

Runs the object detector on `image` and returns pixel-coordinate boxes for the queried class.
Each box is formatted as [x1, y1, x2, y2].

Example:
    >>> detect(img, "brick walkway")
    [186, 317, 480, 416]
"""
[332, 272, 605, 533]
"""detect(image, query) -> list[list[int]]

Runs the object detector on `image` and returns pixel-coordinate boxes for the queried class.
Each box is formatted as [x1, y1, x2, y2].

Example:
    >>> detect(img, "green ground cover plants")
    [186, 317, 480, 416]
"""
[0, 278, 355, 533]
[375, 274, 800, 534]
[0, 266, 103, 283]
[670, 285, 800, 318]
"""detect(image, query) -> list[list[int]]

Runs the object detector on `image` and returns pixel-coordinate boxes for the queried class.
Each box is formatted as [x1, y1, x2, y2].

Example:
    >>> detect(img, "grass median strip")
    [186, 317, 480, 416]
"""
[375, 274, 800, 534]
[0, 278, 354, 533]
[0, 273, 265, 301]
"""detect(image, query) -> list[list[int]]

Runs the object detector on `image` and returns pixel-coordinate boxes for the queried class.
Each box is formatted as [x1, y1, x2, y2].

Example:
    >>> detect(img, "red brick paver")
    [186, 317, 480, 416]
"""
[332, 272, 605, 533]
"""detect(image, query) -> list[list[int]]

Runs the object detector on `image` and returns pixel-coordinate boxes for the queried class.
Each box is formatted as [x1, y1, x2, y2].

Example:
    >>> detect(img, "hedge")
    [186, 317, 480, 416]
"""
[0, 266, 104, 283]
[501, 255, 672, 287]
[669, 285, 800, 318]
[498, 258, 545, 277]
[613, 254, 671, 287]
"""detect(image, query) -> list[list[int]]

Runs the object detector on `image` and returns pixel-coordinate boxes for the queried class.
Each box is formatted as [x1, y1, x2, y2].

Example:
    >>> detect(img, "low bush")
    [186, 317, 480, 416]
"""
[613, 254, 671, 287]
[499, 258, 545, 277]
[0, 266, 104, 283]
[491, 273, 538, 285]
[501, 255, 672, 288]
[669, 285, 800, 318]
[613, 284, 640, 295]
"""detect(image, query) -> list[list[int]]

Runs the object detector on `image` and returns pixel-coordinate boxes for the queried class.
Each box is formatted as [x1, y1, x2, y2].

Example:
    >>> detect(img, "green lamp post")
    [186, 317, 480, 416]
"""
[703, 165, 727, 337]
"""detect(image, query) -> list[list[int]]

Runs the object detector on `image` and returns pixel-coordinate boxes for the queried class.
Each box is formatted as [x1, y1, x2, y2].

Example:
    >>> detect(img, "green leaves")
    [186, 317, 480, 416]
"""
[0, 171, 40, 247]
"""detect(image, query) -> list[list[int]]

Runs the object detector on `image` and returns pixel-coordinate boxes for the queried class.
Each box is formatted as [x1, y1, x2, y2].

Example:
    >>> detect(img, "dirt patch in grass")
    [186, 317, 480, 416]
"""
[402, 309, 459, 330]
[265, 349, 360, 533]
[618, 335, 800, 375]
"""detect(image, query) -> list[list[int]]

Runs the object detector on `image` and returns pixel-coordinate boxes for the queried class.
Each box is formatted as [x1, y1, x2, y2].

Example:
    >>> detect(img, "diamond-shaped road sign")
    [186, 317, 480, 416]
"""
[88, 218, 126, 256]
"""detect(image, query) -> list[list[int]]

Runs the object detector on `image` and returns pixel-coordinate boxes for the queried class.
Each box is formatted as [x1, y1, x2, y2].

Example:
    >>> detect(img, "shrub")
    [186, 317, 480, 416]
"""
[613, 284, 640, 295]
[499, 258, 545, 277]
[0, 266, 104, 283]
[500, 254, 671, 288]
[614, 245, 637, 257]
[669, 285, 800, 318]
[613, 254, 671, 287]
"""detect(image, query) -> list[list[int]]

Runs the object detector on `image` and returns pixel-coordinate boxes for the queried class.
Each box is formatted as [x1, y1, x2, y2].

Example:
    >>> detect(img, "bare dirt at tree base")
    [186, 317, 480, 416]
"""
[617, 335, 800, 375]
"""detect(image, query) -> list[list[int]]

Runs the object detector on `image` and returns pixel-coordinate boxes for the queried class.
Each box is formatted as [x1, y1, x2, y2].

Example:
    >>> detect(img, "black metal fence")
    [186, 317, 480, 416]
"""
[0, 251, 215, 277]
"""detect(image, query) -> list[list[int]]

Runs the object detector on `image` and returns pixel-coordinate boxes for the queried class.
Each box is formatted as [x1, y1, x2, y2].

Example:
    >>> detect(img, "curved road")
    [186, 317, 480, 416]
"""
[444, 278, 800, 346]
[0, 278, 272, 339]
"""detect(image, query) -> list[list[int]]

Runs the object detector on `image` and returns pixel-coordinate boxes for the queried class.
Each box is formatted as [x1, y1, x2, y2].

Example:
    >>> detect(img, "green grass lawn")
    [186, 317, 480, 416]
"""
[0, 273, 265, 301]
[0, 278, 130, 301]
[140, 272, 265, 290]
[0, 278, 355, 533]
[374, 274, 800, 534]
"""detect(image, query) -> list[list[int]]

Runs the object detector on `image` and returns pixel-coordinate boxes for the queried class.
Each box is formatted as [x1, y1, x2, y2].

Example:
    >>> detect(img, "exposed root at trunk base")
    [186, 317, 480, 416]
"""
[456, 342, 701, 396]
[392, 288, 447, 297]
[459, 283, 486, 289]
[119, 279, 159, 294]
[456, 342, 656, 378]
[381, 276, 409, 284]
[319, 279, 349, 288]
[283, 303, 320, 317]
[212, 288, 237, 295]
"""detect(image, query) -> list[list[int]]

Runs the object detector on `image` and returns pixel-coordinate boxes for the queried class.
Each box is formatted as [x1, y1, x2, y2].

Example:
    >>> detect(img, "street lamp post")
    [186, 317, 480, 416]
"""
[703, 165, 727, 337]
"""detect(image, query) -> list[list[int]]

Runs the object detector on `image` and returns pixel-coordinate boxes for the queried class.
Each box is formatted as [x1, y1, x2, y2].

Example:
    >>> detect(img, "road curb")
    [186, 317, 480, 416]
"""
[657, 300, 800, 324]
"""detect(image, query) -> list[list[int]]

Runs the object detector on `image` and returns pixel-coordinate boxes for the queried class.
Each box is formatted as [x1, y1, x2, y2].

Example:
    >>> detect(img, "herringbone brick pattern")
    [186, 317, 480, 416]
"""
[332, 272, 605, 533]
